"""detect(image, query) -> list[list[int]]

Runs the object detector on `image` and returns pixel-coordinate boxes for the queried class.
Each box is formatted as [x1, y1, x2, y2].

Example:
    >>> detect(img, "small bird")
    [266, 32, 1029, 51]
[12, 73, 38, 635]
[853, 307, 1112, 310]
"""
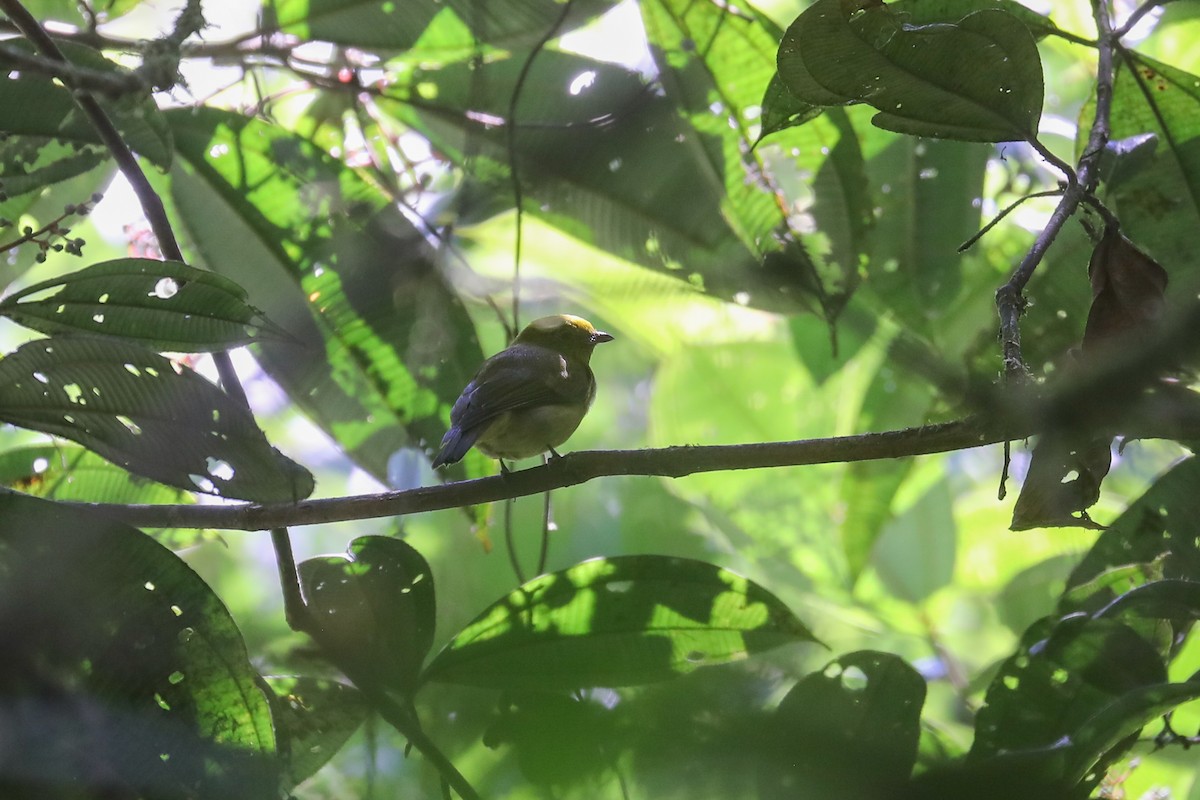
[431, 314, 614, 469]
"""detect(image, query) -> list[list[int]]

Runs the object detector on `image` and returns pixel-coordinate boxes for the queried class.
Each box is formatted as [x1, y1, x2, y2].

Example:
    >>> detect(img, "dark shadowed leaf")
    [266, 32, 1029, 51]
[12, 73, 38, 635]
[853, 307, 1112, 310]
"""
[422, 555, 818, 690]
[758, 651, 925, 800]
[0, 258, 286, 351]
[0, 337, 313, 502]
[1062, 457, 1200, 615]
[1082, 227, 1168, 352]
[1011, 434, 1112, 531]
[971, 615, 1164, 774]
[0, 491, 276, 796]
[265, 675, 370, 791]
[298, 536, 436, 697]
[779, 1, 1043, 142]
[757, 73, 823, 142]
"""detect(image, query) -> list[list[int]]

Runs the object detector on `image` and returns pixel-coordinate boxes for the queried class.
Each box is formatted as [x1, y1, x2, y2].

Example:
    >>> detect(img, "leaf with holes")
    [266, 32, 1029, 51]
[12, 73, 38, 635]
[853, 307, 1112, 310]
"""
[299, 536, 436, 697]
[422, 555, 819, 690]
[778, 1, 1043, 142]
[758, 650, 925, 799]
[0, 337, 313, 502]
[1010, 433, 1112, 531]
[0, 258, 287, 351]
[265, 676, 370, 791]
[0, 490, 277, 794]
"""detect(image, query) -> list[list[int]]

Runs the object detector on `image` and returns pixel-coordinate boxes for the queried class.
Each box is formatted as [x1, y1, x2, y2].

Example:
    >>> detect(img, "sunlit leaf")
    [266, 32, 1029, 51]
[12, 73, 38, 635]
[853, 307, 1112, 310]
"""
[0, 491, 277, 795]
[0, 258, 286, 351]
[423, 555, 818, 689]
[164, 108, 483, 483]
[0, 337, 313, 502]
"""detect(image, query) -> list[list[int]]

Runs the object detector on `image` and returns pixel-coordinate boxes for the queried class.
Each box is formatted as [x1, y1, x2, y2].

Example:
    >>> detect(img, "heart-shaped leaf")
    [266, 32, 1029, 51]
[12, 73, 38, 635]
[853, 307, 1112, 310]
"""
[298, 536, 436, 696]
[779, 1, 1043, 142]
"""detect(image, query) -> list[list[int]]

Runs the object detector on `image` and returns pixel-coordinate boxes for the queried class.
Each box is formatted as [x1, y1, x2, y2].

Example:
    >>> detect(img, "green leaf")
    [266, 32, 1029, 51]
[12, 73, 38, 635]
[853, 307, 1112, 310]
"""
[0, 337, 314, 502]
[265, 675, 370, 791]
[757, 73, 823, 142]
[0, 136, 106, 200]
[779, 1, 1043, 142]
[422, 555, 819, 690]
[164, 107, 484, 483]
[270, 0, 614, 51]
[1062, 458, 1200, 614]
[1085, 53, 1200, 283]
[0, 443, 211, 549]
[0, 491, 277, 795]
[758, 651, 926, 799]
[0, 40, 171, 168]
[0, 258, 286, 351]
[299, 536, 436, 696]
[870, 478, 956, 602]
[971, 615, 1166, 766]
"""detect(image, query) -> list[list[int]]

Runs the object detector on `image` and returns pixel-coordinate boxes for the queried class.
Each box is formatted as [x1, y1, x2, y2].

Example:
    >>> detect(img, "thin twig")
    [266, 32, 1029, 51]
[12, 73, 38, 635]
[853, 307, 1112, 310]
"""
[504, 0, 575, 331]
[993, 0, 1119, 378]
[537, 479, 552, 576]
[0, 41, 146, 94]
[503, 496, 526, 584]
[1111, 0, 1176, 39]
[958, 189, 1063, 253]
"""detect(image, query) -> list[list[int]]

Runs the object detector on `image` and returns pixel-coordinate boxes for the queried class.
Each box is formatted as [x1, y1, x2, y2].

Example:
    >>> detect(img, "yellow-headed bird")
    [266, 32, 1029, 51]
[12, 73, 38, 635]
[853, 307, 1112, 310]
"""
[431, 315, 613, 468]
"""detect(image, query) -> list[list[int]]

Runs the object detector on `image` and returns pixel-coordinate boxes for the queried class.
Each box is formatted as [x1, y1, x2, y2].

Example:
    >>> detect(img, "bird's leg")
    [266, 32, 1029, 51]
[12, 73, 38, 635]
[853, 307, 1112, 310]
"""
[547, 445, 563, 461]
[499, 459, 512, 475]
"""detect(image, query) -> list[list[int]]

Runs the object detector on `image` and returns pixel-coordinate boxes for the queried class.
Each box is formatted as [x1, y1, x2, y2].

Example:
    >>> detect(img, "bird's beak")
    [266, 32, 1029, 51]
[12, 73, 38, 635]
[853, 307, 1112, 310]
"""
[592, 330, 614, 344]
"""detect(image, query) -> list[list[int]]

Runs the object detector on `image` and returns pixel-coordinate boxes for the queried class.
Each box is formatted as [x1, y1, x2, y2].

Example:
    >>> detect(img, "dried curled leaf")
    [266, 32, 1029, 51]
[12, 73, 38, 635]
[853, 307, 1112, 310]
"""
[1083, 227, 1168, 353]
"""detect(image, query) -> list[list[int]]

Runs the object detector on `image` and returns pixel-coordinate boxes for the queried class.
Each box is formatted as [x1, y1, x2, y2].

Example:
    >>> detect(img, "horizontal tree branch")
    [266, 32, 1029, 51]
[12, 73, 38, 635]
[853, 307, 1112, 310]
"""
[67, 418, 1012, 531]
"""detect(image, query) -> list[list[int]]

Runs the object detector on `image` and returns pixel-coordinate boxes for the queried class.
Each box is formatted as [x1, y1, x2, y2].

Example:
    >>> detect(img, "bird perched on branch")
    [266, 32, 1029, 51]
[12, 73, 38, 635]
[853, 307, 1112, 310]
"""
[431, 314, 614, 469]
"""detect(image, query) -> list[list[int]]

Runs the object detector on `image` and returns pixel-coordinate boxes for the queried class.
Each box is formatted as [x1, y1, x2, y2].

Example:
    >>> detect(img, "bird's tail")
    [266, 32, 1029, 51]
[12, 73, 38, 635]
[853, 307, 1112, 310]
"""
[431, 425, 479, 469]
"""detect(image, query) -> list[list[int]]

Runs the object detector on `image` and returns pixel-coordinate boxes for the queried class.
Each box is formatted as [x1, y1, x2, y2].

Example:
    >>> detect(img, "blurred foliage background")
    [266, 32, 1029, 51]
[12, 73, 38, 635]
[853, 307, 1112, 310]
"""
[4, 0, 1200, 798]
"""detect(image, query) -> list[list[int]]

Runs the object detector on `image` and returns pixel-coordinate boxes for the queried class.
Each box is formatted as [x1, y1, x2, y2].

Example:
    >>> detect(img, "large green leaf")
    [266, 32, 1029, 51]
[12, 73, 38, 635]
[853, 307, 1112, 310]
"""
[758, 651, 925, 799]
[0, 491, 277, 796]
[298, 536, 436, 697]
[1085, 53, 1200, 288]
[0, 337, 313, 502]
[0, 258, 285, 351]
[1062, 457, 1200, 615]
[270, 0, 613, 51]
[779, 1, 1043, 142]
[163, 107, 484, 482]
[422, 555, 818, 689]
[641, 0, 872, 316]
[0, 40, 171, 169]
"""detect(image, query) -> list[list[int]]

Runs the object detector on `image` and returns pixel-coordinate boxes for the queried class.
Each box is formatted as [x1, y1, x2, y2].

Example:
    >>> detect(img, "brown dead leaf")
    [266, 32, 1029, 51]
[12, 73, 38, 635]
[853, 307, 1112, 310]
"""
[1082, 226, 1168, 352]
[1011, 434, 1111, 531]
